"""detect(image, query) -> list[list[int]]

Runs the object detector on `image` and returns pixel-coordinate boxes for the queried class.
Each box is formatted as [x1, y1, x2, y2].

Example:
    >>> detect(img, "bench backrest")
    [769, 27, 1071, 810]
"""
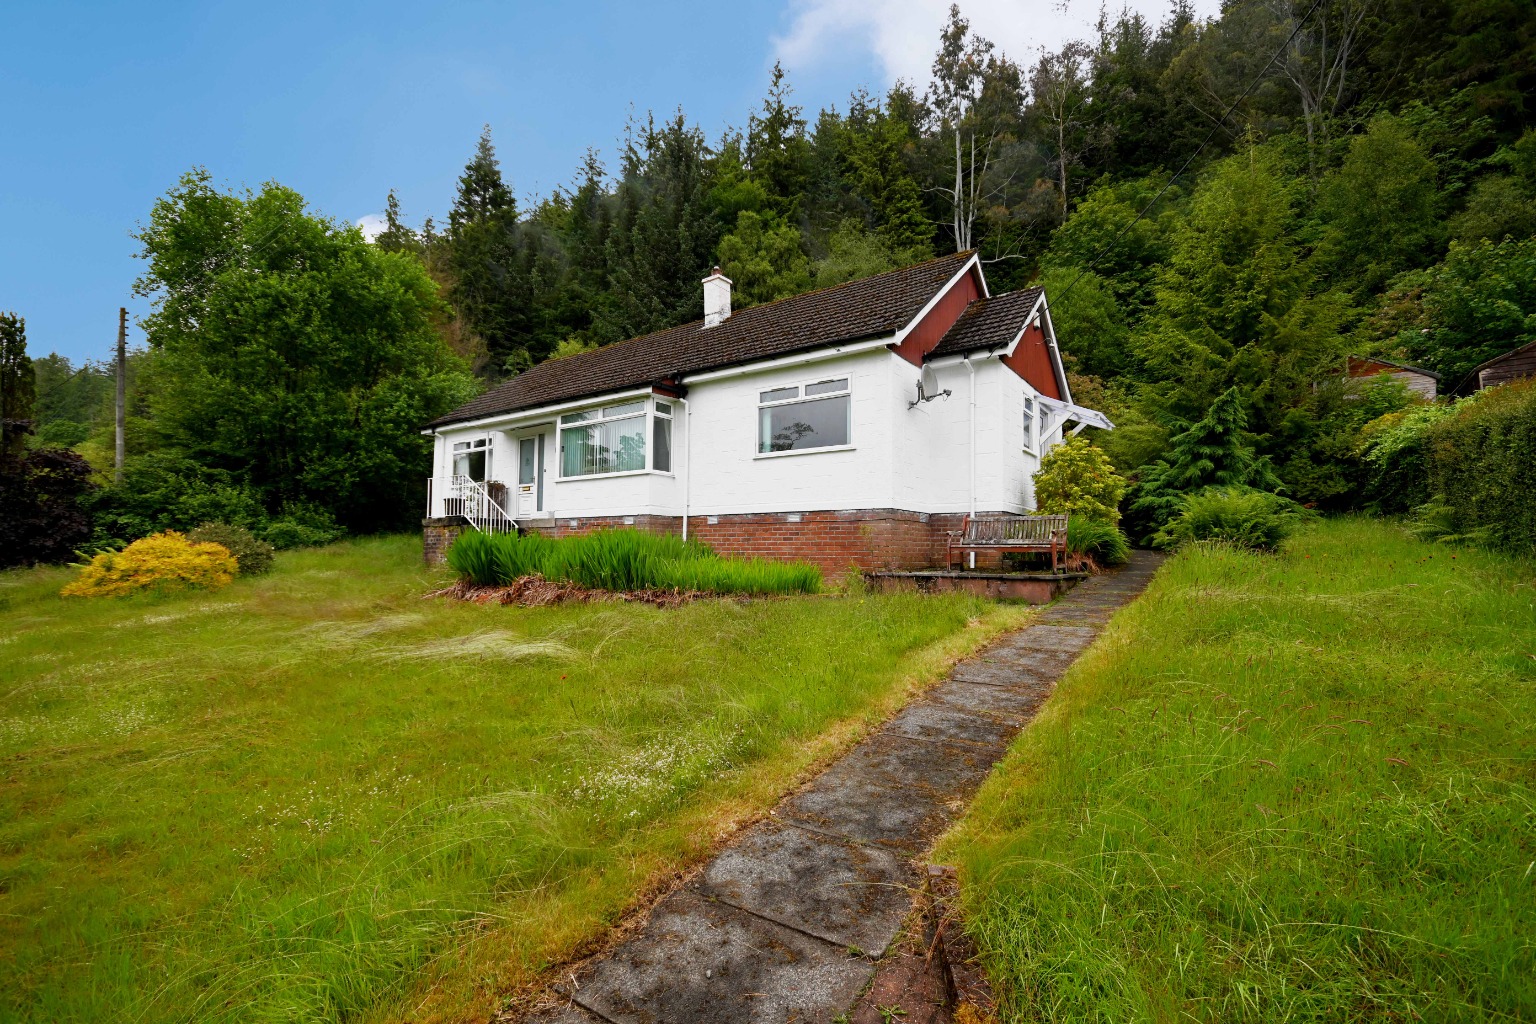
[962, 513, 1068, 544]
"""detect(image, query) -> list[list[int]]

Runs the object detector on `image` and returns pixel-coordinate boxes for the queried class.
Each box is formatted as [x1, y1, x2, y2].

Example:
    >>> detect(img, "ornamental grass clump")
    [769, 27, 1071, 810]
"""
[445, 528, 820, 596]
[60, 530, 238, 597]
[1064, 518, 1131, 567]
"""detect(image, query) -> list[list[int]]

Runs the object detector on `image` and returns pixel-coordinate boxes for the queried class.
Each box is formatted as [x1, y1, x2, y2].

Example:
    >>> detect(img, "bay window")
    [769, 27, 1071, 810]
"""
[559, 398, 673, 478]
[757, 377, 851, 454]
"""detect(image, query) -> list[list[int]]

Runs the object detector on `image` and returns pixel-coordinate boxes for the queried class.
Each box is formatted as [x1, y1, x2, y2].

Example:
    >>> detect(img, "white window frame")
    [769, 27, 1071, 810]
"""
[754, 375, 853, 458]
[556, 397, 674, 480]
[1022, 393, 1040, 456]
[450, 436, 492, 480]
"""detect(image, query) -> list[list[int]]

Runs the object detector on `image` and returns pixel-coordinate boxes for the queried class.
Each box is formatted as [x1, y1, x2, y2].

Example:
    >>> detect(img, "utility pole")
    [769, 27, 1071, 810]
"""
[114, 307, 126, 484]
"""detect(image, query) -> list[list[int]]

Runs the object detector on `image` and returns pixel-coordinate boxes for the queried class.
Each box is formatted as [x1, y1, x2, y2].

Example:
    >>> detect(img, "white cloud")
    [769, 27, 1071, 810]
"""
[356, 213, 387, 242]
[773, 0, 1216, 89]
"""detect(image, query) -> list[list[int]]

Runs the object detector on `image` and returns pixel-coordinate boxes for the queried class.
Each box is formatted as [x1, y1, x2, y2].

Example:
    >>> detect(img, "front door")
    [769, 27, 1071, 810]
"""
[517, 437, 537, 516]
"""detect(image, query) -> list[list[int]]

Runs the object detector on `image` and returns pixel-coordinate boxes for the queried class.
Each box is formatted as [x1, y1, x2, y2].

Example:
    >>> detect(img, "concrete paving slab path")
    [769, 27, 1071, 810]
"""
[528, 551, 1164, 1024]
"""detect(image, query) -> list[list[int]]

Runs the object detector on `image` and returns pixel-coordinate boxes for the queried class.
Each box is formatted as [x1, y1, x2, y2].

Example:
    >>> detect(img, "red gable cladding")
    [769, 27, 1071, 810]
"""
[889, 265, 982, 366]
[1001, 322, 1062, 399]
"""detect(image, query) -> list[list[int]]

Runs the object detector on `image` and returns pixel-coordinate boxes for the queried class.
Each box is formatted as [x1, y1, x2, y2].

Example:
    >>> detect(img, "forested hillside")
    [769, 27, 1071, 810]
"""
[12, 0, 1536, 554]
[380, 0, 1535, 508]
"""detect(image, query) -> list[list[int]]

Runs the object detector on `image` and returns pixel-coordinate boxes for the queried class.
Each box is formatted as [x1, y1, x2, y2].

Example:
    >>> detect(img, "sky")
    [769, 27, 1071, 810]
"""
[2, 0, 1214, 366]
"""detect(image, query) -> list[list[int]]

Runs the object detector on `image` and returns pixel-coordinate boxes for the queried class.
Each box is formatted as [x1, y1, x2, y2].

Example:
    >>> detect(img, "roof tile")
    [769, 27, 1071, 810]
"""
[430, 251, 975, 427]
[928, 287, 1044, 358]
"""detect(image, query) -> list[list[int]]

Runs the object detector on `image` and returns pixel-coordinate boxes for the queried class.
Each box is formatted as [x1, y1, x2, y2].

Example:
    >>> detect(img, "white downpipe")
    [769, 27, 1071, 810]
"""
[965, 356, 977, 570]
[677, 396, 692, 541]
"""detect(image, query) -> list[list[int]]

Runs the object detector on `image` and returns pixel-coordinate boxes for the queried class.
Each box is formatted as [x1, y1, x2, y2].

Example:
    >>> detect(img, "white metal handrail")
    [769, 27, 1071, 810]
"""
[426, 475, 518, 535]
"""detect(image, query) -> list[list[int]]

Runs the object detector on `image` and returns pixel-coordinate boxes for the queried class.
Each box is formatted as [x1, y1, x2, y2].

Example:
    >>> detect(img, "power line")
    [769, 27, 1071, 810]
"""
[1055, 0, 1329, 304]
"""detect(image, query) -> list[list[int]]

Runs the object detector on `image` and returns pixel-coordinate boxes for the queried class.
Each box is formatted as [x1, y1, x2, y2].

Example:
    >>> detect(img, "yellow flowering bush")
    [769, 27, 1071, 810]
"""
[61, 531, 238, 598]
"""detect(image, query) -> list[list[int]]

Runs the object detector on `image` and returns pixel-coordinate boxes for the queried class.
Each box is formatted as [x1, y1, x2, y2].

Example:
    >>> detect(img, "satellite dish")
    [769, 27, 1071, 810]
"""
[909, 363, 953, 409]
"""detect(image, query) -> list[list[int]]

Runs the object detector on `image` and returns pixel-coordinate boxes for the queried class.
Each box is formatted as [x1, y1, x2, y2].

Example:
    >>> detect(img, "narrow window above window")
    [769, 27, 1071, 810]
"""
[757, 378, 851, 454]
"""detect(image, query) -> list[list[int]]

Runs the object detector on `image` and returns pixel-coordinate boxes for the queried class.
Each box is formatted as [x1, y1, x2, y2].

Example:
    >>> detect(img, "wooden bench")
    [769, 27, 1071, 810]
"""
[947, 513, 1069, 572]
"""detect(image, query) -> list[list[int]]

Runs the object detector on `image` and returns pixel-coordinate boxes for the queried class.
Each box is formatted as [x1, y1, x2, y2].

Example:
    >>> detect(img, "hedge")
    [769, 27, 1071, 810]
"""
[1424, 379, 1536, 553]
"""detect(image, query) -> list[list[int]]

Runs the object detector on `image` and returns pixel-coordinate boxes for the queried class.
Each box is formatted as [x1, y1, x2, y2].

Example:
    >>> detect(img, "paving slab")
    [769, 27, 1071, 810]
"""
[569, 890, 874, 1024]
[949, 657, 1051, 687]
[524, 552, 1167, 1024]
[525, 1003, 604, 1024]
[971, 645, 1075, 677]
[927, 679, 1051, 721]
[695, 819, 915, 954]
[776, 733, 993, 851]
[1003, 623, 1099, 654]
[883, 698, 1018, 750]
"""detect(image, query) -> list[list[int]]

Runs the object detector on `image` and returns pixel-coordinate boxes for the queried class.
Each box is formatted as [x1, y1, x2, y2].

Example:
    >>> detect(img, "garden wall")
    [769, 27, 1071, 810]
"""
[425, 509, 980, 577]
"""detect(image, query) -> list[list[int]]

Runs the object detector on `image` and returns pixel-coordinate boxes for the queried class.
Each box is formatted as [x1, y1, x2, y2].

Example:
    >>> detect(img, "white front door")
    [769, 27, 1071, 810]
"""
[516, 433, 547, 517]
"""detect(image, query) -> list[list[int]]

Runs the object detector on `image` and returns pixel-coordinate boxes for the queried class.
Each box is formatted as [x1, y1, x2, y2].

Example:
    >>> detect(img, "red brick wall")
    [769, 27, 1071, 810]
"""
[423, 518, 467, 565]
[430, 509, 1009, 577]
[513, 509, 975, 577]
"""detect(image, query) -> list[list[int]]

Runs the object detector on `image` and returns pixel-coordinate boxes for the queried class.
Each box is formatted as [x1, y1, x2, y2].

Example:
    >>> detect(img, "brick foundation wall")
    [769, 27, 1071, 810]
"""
[426, 509, 1004, 577]
[514, 509, 972, 578]
[423, 518, 468, 566]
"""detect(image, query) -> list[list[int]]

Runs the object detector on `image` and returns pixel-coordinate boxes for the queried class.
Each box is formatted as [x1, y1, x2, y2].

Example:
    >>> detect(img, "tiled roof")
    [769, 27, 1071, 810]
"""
[928, 287, 1044, 357]
[429, 251, 976, 427]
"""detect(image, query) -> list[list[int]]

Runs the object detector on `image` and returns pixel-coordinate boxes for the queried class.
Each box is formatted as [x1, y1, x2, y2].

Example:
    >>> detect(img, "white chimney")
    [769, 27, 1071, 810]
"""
[703, 266, 732, 328]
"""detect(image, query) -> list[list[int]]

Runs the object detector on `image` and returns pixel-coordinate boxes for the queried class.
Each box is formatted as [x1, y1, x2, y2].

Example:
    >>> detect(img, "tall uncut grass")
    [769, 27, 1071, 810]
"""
[447, 528, 821, 595]
[0, 535, 1017, 1023]
[940, 518, 1536, 1022]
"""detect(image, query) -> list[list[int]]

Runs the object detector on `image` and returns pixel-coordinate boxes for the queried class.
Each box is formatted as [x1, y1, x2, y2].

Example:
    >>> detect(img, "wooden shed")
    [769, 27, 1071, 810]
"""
[1346, 355, 1440, 400]
[1467, 340, 1536, 392]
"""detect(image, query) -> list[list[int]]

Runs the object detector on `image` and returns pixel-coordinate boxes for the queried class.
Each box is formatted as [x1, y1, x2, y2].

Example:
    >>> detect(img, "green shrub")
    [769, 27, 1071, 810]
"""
[1358, 402, 1457, 513]
[1065, 519, 1131, 567]
[1422, 379, 1536, 553]
[445, 528, 821, 596]
[1407, 495, 1492, 546]
[260, 504, 344, 550]
[1033, 436, 1127, 525]
[1155, 486, 1313, 552]
[188, 522, 276, 576]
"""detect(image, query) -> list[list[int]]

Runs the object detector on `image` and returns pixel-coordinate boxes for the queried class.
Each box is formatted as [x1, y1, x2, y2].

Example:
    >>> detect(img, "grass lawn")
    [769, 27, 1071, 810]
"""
[940, 517, 1536, 1022]
[0, 535, 1027, 1024]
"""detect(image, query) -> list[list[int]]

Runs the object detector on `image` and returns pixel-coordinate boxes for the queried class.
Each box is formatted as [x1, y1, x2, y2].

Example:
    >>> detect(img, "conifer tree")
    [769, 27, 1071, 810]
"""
[747, 63, 812, 218]
[0, 312, 35, 462]
[446, 126, 530, 370]
[373, 189, 421, 254]
[1126, 387, 1282, 543]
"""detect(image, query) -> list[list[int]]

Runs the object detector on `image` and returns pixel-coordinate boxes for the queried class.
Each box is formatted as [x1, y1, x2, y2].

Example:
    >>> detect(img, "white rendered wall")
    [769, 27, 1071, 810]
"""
[429, 346, 1066, 521]
[683, 347, 895, 516]
[888, 354, 1057, 515]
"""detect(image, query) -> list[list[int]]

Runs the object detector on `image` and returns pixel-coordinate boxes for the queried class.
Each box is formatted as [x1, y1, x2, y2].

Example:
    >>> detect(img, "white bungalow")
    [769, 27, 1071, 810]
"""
[422, 251, 1111, 574]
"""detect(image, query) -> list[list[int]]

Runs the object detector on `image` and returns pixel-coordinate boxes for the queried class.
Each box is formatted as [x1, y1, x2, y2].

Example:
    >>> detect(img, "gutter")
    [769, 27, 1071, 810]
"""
[683, 335, 894, 385]
[420, 385, 655, 435]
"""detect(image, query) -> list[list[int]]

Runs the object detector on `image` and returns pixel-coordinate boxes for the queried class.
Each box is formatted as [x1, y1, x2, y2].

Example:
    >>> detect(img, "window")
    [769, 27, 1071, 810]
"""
[757, 378, 851, 454]
[1022, 394, 1039, 455]
[560, 400, 648, 477]
[451, 437, 490, 481]
[652, 401, 672, 473]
